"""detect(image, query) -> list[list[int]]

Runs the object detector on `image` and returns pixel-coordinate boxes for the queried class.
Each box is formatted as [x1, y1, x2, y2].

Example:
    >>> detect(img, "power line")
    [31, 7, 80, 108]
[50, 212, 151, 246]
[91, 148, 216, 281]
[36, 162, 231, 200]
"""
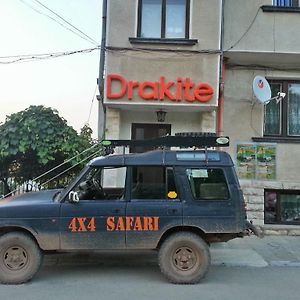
[225, 7, 261, 51]
[86, 85, 98, 125]
[32, 0, 99, 46]
[0, 46, 100, 64]
[19, 0, 99, 46]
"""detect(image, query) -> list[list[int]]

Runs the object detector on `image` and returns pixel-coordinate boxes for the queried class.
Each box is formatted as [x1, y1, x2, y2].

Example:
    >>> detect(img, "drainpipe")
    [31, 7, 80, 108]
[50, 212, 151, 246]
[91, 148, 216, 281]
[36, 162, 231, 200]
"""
[217, 61, 226, 137]
[97, 0, 107, 140]
[217, 0, 225, 137]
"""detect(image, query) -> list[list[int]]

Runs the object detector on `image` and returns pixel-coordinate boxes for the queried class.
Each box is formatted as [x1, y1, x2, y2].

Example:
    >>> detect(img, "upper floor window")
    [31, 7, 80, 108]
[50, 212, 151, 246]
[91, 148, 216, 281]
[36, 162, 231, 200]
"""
[264, 80, 300, 138]
[137, 0, 190, 39]
[273, 0, 300, 6]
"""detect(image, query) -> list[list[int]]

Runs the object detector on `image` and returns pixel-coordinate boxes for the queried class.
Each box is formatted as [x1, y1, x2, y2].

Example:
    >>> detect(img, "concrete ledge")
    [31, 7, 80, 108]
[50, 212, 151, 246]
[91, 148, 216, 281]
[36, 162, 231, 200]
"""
[262, 225, 300, 236]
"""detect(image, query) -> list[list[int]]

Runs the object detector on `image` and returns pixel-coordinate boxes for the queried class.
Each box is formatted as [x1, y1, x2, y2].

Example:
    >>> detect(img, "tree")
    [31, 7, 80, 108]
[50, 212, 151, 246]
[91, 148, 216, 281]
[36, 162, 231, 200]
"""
[0, 106, 96, 195]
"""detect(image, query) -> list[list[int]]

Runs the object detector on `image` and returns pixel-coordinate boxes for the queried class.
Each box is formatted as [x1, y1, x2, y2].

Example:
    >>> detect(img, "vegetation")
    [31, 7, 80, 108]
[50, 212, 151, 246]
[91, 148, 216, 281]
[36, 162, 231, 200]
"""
[0, 105, 98, 196]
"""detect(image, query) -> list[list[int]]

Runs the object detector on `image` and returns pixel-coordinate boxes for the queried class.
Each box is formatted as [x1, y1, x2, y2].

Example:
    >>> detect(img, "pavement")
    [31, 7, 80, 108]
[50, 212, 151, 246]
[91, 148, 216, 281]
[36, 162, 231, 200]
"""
[43, 235, 300, 269]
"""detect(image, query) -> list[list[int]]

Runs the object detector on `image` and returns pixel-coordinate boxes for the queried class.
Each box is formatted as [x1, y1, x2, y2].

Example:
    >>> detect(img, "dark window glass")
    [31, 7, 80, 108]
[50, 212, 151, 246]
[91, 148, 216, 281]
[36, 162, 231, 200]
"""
[264, 80, 300, 138]
[288, 84, 300, 136]
[138, 0, 189, 39]
[72, 167, 126, 200]
[265, 190, 300, 224]
[264, 83, 281, 135]
[273, 0, 299, 7]
[186, 168, 229, 200]
[131, 166, 178, 200]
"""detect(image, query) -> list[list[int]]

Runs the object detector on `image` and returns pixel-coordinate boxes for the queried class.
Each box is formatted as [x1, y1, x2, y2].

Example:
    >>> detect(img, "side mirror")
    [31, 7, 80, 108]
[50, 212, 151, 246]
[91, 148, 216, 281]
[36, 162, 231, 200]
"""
[69, 191, 80, 203]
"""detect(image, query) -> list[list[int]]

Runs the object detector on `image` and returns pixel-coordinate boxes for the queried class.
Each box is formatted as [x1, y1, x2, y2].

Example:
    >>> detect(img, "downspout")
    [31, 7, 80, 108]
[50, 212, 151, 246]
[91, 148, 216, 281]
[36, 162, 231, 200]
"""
[217, 0, 225, 137]
[97, 0, 108, 140]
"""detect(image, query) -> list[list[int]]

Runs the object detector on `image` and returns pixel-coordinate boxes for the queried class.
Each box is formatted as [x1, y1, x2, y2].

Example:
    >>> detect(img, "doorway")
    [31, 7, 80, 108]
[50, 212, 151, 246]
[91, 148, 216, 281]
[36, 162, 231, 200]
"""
[131, 123, 171, 153]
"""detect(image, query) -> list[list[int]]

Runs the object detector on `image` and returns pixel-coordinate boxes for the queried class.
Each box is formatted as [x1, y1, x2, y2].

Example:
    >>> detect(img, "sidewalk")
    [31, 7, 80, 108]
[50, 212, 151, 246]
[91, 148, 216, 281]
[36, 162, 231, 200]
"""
[211, 235, 300, 267]
[44, 235, 300, 268]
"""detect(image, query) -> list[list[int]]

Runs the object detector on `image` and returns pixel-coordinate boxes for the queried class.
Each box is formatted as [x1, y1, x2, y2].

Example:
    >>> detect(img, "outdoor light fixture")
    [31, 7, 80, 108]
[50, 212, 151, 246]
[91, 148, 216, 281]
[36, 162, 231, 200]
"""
[156, 110, 167, 122]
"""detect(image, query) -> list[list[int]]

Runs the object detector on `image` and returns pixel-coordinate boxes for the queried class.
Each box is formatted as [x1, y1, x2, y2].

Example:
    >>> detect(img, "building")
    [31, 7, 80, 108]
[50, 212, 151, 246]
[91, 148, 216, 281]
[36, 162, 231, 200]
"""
[99, 0, 300, 234]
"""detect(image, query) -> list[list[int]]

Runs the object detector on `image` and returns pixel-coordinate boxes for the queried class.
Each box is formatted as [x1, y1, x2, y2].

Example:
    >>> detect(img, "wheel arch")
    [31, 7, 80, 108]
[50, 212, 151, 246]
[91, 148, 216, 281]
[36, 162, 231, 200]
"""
[0, 226, 40, 247]
[157, 226, 207, 249]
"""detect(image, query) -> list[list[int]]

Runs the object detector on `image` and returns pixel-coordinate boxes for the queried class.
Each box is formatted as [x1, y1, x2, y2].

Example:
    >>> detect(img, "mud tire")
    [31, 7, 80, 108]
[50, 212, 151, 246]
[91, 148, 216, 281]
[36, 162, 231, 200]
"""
[158, 232, 210, 284]
[0, 232, 43, 284]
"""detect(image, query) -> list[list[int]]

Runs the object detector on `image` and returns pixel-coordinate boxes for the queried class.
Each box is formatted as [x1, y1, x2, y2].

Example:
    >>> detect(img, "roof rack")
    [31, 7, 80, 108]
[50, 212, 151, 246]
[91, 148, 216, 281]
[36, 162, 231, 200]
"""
[100, 134, 229, 156]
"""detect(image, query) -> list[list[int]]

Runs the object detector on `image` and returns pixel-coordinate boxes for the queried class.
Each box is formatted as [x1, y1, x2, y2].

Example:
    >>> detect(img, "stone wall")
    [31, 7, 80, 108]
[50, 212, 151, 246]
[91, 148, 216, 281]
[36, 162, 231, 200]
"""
[240, 180, 300, 236]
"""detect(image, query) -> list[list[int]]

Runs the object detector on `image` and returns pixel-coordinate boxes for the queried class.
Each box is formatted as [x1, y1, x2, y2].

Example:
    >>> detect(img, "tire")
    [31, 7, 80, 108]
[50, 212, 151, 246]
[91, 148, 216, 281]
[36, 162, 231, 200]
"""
[158, 232, 210, 284]
[0, 232, 43, 284]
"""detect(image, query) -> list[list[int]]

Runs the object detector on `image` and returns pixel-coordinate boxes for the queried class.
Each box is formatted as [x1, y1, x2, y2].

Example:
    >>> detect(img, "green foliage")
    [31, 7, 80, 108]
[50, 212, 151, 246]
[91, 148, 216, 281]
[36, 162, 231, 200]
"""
[0, 106, 95, 194]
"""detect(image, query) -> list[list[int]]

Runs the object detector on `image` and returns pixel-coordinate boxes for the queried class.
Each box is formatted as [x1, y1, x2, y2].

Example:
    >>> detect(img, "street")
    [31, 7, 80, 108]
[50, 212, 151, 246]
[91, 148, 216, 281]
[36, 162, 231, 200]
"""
[0, 250, 299, 300]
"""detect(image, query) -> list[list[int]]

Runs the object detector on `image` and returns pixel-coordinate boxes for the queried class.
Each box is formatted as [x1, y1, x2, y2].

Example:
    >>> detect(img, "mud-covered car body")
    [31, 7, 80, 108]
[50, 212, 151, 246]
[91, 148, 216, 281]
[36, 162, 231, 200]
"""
[0, 135, 260, 284]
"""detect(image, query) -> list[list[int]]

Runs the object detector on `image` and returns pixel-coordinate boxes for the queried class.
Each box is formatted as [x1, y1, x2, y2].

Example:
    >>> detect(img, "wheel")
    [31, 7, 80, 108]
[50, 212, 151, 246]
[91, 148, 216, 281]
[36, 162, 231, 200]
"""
[158, 232, 210, 284]
[0, 232, 43, 284]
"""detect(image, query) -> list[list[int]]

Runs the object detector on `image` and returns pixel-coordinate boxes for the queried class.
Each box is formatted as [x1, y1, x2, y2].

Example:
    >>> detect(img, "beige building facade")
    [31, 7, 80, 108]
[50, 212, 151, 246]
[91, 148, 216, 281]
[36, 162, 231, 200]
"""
[100, 0, 300, 234]
[224, 0, 300, 234]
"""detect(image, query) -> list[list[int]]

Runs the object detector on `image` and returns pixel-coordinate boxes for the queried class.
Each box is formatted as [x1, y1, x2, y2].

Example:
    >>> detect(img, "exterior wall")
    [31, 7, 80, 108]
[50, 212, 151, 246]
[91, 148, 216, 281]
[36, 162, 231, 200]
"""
[223, 0, 300, 233]
[102, 0, 300, 234]
[103, 0, 223, 140]
[224, 0, 300, 55]
[107, 0, 222, 50]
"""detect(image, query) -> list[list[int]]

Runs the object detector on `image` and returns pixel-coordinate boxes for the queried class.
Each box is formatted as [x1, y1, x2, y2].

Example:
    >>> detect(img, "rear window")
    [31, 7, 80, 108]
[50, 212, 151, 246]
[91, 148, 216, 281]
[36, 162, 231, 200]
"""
[186, 168, 229, 200]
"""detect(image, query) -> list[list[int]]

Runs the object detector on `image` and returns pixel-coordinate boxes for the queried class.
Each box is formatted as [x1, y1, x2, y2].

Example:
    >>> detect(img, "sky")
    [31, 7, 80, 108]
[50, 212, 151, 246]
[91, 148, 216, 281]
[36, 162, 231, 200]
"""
[0, 0, 102, 138]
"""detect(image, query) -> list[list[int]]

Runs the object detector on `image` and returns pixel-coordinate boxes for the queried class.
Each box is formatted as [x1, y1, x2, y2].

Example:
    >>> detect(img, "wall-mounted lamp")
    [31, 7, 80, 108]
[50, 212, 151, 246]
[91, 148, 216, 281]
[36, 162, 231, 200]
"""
[156, 110, 167, 122]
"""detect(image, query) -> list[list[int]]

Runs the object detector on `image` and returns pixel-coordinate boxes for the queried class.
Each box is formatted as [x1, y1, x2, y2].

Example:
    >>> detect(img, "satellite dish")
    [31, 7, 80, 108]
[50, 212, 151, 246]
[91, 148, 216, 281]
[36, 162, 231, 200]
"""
[252, 76, 272, 104]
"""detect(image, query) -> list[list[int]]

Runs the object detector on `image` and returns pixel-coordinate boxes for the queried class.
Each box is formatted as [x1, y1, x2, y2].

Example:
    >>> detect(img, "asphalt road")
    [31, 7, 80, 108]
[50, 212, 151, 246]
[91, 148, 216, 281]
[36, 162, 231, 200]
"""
[0, 254, 299, 300]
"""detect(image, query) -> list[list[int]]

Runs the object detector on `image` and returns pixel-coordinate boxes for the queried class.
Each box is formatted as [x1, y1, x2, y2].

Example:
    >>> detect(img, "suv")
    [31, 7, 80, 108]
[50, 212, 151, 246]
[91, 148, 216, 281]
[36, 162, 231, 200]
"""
[0, 135, 260, 284]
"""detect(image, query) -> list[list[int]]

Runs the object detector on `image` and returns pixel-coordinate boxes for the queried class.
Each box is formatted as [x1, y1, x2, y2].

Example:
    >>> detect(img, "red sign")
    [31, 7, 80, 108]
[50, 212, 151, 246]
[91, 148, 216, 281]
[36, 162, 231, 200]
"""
[107, 74, 214, 103]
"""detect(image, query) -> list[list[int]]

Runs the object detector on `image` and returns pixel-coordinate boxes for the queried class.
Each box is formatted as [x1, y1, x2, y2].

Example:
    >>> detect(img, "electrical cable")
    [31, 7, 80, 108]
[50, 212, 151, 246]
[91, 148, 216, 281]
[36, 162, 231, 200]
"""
[40, 149, 101, 188]
[86, 85, 98, 125]
[0, 47, 100, 64]
[3, 142, 102, 197]
[19, 0, 99, 46]
[32, 0, 99, 45]
[225, 6, 261, 51]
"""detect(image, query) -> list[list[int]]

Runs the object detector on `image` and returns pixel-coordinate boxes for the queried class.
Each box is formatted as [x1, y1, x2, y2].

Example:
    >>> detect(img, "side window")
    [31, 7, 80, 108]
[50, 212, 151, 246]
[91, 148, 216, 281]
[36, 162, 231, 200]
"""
[73, 167, 126, 200]
[186, 168, 229, 200]
[131, 166, 178, 200]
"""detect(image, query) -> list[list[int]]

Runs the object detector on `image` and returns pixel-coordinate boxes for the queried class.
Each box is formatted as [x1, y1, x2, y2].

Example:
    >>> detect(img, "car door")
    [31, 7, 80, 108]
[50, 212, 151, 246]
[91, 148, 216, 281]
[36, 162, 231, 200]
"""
[126, 166, 183, 249]
[59, 166, 127, 250]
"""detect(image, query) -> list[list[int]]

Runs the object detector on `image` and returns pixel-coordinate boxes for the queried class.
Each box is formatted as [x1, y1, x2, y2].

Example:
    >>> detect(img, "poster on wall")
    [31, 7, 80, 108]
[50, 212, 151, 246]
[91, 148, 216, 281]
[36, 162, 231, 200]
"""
[236, 143, 276, 180]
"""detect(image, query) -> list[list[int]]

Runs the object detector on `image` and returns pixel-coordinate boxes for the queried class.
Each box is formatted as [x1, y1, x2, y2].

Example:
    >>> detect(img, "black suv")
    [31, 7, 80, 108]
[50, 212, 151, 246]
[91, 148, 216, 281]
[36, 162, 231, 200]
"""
[0, 135, 260, 284]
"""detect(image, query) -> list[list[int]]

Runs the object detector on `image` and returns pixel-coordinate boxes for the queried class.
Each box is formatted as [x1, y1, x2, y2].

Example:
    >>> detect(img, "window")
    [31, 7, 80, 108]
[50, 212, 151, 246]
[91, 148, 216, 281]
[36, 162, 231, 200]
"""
[131, 166, 178, 200]
[186, 168, 229, 200]
[264, 80, 300, 138]
[273, 0, 300, 7]
[73, 167, 126, 200]
[265, 190, 300, 224]
[137, 0, 190, 39]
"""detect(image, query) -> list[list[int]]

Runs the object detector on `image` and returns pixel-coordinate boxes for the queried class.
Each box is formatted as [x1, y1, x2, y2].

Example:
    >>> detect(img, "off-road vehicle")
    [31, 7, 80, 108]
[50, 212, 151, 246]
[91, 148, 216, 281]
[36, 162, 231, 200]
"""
[0, 135, 260, 284]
